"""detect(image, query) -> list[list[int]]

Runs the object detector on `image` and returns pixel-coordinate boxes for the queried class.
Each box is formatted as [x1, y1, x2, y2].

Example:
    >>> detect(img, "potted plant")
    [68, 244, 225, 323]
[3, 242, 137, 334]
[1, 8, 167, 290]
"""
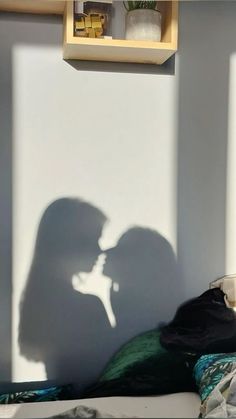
[124, 1, 161, 42]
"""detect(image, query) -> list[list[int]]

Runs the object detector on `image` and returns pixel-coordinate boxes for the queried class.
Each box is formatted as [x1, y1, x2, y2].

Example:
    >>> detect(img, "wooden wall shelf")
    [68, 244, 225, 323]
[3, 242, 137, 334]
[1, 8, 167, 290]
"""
[63, 1, 178, 65]
[0, 0, 65, 15]
[0, 0, 178, 65]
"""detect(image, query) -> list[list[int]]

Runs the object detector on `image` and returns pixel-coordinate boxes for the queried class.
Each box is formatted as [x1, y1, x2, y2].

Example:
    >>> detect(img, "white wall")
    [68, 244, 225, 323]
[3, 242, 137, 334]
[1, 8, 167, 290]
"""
[1, 1, 236, 390]
[177, 1, 235, 297]
[0, 12, 179, 388]
[12, 41, 178, 385]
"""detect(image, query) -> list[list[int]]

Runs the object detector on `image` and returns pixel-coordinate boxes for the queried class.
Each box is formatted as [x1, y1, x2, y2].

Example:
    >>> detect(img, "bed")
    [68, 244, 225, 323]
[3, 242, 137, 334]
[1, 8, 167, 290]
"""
[4, 286, 236, 419]
[0, 393, 201, 418]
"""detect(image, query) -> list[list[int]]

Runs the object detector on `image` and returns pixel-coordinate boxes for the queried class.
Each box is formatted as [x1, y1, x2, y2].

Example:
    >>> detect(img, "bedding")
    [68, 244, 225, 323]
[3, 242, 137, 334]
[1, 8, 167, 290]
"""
[193, 353, 236, 417]
[198, 367, 236, 418]
[99, 330, 166, 382]
[0, 385, 73, 405]
[194, 353, 236, 402]
[160, 288, 236, 354]
[0, 393, 201, 418]
[4, 288, 235, 418]
[84, 329, 198, 398]
[50, 405, 128, 418]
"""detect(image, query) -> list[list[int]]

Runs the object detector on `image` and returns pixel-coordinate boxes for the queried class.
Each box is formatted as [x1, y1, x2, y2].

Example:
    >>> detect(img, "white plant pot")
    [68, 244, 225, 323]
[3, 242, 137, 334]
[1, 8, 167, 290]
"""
[125, 9, 161, 42]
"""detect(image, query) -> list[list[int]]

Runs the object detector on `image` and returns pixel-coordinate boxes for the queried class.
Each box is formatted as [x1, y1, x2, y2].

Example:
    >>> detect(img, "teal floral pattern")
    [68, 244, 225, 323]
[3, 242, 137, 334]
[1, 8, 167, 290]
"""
[194, 353, 236, 402]
[0, 385, 73, 404]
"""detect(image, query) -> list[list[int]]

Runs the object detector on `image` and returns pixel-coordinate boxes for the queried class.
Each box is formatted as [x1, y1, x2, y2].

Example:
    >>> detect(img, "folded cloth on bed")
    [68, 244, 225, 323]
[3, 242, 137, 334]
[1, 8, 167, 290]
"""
[83, 330, 199, 398]
[194, 353, 236, 403]
[50, 405, 131, 418]
[160, 289, 236, 354]
[199, 366, 236, 417]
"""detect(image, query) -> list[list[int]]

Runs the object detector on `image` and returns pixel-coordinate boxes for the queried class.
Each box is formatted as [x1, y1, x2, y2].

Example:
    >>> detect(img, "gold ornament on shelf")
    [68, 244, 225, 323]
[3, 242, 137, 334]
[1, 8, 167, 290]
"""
[74, 1, 112, 39]
[75, 13, 107, 38]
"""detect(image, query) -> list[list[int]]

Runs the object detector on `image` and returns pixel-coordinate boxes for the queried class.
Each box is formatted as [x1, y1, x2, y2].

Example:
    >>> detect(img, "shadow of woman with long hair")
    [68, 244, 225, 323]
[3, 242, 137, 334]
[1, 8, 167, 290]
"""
[19, 198, 111, 391]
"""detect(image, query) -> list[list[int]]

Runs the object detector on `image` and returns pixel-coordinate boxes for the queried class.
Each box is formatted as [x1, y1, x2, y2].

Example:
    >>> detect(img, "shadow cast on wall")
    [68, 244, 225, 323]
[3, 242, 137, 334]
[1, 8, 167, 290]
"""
[19, 197, 180, 392]
[0, 11, 66, 384]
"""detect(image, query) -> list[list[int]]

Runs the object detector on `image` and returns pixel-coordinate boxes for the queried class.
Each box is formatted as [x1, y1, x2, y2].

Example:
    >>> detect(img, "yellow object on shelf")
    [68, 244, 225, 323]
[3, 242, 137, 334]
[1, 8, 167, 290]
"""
[91, 17, 102, 29]
[75, 19, 85, 30]
[85, 15, 91, 26]
[75, 12, 108, 38]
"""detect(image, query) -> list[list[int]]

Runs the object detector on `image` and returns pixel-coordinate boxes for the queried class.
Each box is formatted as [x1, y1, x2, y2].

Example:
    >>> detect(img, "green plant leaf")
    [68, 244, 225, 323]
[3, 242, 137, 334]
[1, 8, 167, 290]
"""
[124, 1, 158, 11]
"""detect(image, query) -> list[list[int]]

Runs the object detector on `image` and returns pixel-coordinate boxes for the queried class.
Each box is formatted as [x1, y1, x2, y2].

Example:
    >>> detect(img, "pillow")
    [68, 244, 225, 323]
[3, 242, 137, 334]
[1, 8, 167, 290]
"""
[193, 353, 236, 402]
[100, 329, 166, 382]
[84, 330, 199, 398]
[0, 385, 73, 404]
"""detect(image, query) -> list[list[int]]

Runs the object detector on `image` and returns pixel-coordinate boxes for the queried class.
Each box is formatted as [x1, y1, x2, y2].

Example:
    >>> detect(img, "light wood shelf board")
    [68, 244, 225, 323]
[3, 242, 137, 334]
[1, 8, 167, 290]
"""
[0, 0, 65, 15]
